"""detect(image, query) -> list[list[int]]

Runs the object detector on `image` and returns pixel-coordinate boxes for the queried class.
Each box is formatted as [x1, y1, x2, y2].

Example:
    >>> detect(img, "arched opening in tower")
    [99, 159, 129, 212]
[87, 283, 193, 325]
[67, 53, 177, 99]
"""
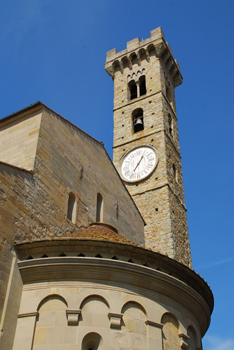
[139, 75, 146, 96]
[132, 108, 144, 133]
[129, 80, 137, 100]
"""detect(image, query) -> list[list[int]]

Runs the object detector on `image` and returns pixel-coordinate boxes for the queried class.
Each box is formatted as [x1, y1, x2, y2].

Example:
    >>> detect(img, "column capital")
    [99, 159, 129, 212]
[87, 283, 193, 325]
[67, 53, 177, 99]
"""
[145, 320, 163, 328]
[179, 333, 190, 349]
[108, 313, 123, 329]
[66, 309, 81, 326]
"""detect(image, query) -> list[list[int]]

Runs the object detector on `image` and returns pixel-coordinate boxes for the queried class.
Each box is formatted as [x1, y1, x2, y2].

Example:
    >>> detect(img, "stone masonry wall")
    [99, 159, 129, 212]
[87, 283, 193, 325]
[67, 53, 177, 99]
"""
[0, 163, 35, 245]
[0, 105, 146, 348]
[0, 161, 77, 246]
[34, 108, 145, 245]
[0, 163, 34, 349]
[0, 241, 22, 350]
[169, 188, 191, 267]
[0, 106, 145, 246]
[164, 117, 191, 267]
[132, 186, 173, 256]
[107, 28, 191, 266]
[0, 111, 42, 171]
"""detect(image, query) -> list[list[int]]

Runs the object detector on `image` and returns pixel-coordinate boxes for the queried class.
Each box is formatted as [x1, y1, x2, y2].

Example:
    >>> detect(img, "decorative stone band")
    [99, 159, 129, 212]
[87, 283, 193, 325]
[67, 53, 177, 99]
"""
[17, 312, 39, 318]
[145, 320, 163, 328]
[66, 309, 81, 325]
[108, 312, 123, 329]
[16, 247, 213, 336]
[179, 333, 190, 349]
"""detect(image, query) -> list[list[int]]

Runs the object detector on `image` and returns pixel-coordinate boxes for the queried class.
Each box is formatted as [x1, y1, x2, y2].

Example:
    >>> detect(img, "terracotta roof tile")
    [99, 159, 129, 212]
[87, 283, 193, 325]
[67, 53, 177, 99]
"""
[66, 224, 139, 247]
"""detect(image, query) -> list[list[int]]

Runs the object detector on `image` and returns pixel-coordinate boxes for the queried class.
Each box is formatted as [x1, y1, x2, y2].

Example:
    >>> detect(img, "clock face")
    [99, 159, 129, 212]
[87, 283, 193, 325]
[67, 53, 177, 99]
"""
[121, 146, 158, 183]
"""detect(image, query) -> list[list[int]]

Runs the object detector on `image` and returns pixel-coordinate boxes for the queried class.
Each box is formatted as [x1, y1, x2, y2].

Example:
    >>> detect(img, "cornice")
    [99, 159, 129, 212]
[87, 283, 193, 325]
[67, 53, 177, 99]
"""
[17, 256, 211, 336]
[15, 239, 213, 313]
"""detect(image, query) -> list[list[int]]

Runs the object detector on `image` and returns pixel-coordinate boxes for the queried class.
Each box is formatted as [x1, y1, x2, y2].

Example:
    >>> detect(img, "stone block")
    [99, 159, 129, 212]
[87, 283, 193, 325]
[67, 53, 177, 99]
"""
[127, 37, 140, 51]
[47, 327, 65, 344]
[33, 327, 48, 345]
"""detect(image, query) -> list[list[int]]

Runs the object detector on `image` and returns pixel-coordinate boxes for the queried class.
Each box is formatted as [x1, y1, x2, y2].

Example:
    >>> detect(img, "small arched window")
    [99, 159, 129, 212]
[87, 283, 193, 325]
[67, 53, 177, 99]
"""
[132, 108, 144, 133]
[129, 80, 137, 100]
[161, 313, 180, 350]
[96, 193, 103, 222]
[172, 164, 177, 182]
[67, 192, 77, 223]
[168, 113, 173, 136]
[166, 86, 170, 99]
[166, 82, 174, 107]
[113, 61, 121, 74]
[187, 326, 199, 350]
[131, 54, 138, 66]
[139, 75, 146, 96]
[82, 332, 103, 350]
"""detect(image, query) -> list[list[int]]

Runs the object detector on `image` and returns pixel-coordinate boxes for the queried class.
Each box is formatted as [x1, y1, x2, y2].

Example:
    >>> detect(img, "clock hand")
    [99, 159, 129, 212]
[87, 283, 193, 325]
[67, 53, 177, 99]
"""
[134, 151, 145, 172]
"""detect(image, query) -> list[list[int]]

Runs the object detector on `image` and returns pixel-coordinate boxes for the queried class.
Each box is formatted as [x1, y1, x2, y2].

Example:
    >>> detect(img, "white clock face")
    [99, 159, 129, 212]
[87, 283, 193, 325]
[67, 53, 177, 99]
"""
[121, 146, 158, 182]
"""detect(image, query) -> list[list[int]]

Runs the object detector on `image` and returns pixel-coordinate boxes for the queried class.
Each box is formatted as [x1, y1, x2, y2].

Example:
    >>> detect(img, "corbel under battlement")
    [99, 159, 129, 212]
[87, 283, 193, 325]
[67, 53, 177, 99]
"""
[105, 26, 182, 87]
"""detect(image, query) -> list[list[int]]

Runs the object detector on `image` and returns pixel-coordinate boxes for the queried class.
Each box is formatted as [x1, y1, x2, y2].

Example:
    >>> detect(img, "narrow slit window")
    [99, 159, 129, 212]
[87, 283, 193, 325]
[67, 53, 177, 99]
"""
[166, 86, 170, 100]
[139, 75, 146, 96]
[168, 114, 173, 136]
[96, 193, 103, 222]
[173, 164, 177, 182]
[67, 192, 77, 223]
[166, 83, 173, 106]
[129, 80, 137, 100]
[131, 54, 138, 65]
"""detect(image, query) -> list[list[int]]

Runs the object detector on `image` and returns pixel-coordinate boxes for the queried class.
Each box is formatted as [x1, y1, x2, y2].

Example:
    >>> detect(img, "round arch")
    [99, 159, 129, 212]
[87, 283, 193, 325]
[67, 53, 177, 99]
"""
[37, 293, 68, 311]
[81, 332, 103, 350]
[79, 294, 110, 310]
[121, 300, 147, 317]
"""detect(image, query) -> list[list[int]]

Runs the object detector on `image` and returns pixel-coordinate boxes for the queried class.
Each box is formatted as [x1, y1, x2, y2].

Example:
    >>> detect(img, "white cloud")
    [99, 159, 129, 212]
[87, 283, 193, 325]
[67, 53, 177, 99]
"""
[197, 256, 234, 269]
[204, 335, 234, 350]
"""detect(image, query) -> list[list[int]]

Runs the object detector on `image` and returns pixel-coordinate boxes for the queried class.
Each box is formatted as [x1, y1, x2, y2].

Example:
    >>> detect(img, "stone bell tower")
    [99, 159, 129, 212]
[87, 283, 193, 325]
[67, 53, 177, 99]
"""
[105, 27, 192, 267]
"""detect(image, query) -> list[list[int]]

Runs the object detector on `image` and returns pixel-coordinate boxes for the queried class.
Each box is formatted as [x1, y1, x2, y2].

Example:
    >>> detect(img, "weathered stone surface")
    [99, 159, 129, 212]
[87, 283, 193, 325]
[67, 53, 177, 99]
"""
[0, 103, 145, 349]
[12, 235, 213, 349]
[0, 110, 42, 170]
[0, 105, 145, 247]
[106, 27, 191, 267]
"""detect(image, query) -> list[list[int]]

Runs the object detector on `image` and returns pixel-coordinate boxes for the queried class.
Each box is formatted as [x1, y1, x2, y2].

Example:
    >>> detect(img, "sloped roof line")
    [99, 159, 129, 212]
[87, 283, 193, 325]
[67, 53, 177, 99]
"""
[0, 101, 145, 224]
[0, 101, 103, 147]
[0, 161, 34, 174]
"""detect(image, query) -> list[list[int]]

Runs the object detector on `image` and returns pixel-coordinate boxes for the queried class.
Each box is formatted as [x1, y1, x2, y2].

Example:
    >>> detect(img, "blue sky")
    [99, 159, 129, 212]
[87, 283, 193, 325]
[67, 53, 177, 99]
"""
[1, 1, 233, 349]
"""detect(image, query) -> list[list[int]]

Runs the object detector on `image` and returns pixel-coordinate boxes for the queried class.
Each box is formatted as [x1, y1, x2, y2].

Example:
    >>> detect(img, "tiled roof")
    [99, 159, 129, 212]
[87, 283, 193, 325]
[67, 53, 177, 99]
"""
[66, 224, 139, 247]
[14, 224, 213, 313]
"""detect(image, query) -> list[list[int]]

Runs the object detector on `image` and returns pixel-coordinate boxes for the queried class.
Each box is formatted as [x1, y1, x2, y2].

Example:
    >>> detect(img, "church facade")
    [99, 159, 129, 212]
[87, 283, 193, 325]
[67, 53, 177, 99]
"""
[0, 28, 213, 350]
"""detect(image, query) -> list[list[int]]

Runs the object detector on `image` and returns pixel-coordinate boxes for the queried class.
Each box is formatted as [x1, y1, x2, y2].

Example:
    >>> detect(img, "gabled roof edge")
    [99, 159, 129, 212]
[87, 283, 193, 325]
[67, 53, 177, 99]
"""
[0, 101, 145, 225]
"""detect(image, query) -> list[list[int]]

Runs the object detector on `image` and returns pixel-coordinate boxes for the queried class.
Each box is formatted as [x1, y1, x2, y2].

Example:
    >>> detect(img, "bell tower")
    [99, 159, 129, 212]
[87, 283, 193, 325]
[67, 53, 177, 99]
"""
[105, 27, 192, 267]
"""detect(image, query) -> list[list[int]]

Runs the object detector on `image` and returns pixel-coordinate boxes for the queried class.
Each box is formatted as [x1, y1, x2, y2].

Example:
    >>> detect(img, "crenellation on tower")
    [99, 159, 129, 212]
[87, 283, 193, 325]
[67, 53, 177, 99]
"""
[105, 27, 182, 89]
[106, 27, 191, 267]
